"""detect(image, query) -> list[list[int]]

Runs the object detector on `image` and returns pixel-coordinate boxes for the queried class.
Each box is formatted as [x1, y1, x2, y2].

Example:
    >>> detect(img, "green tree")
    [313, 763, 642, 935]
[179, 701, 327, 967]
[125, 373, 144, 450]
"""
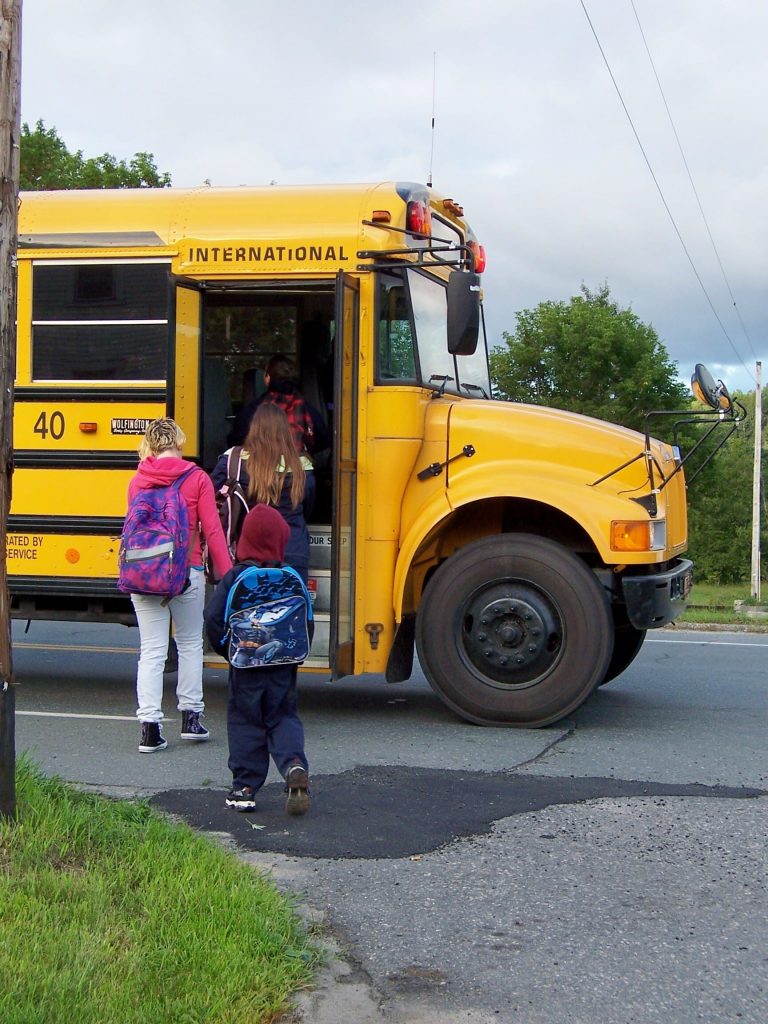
[489, 283, 688, 433]
[20, 120, 171, 190]
[686, 387, 764, 584]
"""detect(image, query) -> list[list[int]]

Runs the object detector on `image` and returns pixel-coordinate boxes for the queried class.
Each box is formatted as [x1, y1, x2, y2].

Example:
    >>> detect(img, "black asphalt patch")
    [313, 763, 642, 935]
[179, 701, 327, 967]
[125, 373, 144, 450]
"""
[150, 766, 767, 860]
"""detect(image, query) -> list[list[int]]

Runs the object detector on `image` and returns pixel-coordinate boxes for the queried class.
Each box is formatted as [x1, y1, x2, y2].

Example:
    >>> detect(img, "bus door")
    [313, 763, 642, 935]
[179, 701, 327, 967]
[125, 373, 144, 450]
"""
[170, 278, 204, 459]
[330, 273, 359, 678]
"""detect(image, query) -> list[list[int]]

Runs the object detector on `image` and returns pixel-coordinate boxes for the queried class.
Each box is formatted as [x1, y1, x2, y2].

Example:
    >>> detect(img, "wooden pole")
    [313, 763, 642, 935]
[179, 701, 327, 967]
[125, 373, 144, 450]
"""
[751, 361, 762, 603]
[0, 0, 21, 819]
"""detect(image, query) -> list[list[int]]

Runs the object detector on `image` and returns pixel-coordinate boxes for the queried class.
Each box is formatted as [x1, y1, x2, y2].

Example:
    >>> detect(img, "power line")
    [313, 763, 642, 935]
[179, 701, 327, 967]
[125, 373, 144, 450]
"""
[630, 0, 759, 362]
[579, 0, 755, 385]
[427, 52, 436, 188]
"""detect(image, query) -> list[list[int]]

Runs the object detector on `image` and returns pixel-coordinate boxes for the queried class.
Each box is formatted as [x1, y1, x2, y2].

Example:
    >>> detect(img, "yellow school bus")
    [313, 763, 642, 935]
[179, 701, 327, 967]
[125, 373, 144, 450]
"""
[10, 181, 696, 726]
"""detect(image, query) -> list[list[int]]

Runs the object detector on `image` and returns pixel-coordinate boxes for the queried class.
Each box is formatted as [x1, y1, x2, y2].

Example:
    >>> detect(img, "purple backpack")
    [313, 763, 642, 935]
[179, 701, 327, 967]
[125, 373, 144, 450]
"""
[118, 467, 197, 599]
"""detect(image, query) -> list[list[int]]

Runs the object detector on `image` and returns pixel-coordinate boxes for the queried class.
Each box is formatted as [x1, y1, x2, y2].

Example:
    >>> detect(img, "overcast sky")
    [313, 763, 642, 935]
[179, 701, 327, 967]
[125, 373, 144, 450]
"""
[19, 0, 767, 394]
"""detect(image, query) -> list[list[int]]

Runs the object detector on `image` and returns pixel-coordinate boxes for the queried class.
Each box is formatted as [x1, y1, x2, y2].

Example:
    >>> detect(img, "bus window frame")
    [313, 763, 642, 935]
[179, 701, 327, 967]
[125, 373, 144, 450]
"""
[374, 265, 491, 399]
[403, 267, 455, 394]
[374, 269, 420, 386]
[30, 257, 171, 385]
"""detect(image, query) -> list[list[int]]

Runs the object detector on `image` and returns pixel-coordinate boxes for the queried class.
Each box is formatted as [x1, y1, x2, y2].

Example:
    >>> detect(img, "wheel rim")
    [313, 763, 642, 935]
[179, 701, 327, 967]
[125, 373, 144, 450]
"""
[460, 580, 564, 688]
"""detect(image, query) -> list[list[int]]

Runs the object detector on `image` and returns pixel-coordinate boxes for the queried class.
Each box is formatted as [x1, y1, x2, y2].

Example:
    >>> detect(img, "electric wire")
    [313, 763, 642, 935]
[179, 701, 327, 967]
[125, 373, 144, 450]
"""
[427, 51, 436, 188]
[630, 0, 758, 362]
[579, 0, 756, 385]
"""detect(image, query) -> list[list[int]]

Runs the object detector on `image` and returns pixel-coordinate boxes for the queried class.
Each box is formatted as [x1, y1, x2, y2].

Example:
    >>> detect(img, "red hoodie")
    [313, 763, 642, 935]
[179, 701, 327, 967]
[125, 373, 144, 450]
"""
[127, 455, 232, 581]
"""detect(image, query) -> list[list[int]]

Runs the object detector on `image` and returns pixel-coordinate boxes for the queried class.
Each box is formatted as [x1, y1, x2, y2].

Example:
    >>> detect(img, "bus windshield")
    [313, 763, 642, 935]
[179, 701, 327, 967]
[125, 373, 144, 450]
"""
[376, 269, 490, 397]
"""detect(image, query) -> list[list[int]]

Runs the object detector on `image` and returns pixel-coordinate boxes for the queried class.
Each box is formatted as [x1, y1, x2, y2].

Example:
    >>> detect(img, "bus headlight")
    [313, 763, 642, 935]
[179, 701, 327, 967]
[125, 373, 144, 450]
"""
[610, 519, 667, 552]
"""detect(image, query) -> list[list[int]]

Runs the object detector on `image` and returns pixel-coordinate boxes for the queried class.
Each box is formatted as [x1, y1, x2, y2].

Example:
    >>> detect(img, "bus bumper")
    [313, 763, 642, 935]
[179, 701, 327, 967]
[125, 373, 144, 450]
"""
[621, 558, 694, 630]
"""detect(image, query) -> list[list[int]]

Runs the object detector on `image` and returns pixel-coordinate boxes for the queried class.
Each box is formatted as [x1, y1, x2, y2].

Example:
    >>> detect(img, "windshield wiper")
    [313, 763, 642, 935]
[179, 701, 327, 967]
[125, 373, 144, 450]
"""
[460, 382, 488, 399]
[429, 374, 454, 398]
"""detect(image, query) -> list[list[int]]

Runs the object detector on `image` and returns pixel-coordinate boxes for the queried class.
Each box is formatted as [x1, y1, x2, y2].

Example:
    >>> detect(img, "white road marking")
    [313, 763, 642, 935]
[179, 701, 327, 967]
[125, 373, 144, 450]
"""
[14, 642, 138, 654]
[16, 711, 173, 722]
[646, 636, 768, 647]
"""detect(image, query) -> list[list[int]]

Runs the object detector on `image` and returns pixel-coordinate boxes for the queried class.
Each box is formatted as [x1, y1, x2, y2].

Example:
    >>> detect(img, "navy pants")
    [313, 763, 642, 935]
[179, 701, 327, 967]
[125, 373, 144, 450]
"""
[227, 662, 308, 792]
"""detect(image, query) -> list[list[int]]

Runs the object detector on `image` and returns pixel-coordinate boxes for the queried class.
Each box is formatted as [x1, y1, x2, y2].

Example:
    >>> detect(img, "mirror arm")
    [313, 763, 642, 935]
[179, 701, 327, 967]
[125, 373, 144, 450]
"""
[590, 449, 647, 487]
[641, 415, 658, 498]
[676, 423, 740, 488]
[670, 414, 721, 451]
[591, 402, 743, 490]
[358, 234, 477, 272]
[658, 407, 744, 490]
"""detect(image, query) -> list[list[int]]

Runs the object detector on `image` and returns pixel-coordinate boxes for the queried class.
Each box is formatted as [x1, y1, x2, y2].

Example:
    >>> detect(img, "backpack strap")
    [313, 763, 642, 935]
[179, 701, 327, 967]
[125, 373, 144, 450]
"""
[227, 446, 243, 482]
[176, 464, 207, 558]
[173, 465, 199, 489]
[158, 466, 200, 606]
[223, 564, 260, 622]
[281, 565, 314, 621]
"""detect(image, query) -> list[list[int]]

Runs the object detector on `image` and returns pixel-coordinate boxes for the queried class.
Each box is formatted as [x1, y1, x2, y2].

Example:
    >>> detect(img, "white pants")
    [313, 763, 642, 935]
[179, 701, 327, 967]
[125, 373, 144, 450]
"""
[132, 569, 206, 723]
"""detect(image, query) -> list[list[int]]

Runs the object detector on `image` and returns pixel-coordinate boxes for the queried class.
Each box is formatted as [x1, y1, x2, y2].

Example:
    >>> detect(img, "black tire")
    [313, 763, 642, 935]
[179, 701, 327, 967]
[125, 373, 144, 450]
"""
[415, 534, 613, 727]
[599, 621, 646, 686]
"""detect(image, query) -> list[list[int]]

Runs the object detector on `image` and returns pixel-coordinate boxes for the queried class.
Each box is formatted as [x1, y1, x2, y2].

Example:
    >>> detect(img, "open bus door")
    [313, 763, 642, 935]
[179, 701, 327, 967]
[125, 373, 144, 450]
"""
[330, 273, 358, 678]
[169, 277, 204, 459]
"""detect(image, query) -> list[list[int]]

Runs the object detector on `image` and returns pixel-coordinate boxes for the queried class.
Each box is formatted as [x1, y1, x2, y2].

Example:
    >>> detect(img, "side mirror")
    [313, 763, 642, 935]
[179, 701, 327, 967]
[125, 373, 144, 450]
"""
[691, 363, 733, 412]
[447, 271, 480, 355]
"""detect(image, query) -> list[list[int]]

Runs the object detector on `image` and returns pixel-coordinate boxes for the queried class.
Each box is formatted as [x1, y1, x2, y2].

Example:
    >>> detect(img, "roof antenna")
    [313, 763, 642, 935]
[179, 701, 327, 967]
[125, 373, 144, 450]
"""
[427, 51, 436, 188]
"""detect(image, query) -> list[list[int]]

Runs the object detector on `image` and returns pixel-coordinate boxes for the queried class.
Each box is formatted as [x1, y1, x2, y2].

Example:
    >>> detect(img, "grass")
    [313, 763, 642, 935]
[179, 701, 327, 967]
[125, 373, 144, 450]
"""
[679, 580, 767, 626]
[0, 756, 319, 1024]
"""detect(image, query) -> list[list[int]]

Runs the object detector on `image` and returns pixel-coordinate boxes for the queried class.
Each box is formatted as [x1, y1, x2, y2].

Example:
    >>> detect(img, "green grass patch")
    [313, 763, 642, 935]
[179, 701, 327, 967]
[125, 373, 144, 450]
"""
[680, 580, 767, 625]
[687, 581, 751, 608]
[0, 756, 319, 1024]
[679, 607, 752, 625]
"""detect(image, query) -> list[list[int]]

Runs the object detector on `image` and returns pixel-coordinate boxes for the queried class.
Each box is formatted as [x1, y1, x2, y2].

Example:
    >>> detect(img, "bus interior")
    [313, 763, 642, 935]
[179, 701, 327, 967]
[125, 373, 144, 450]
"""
[199, 281, 337, 525]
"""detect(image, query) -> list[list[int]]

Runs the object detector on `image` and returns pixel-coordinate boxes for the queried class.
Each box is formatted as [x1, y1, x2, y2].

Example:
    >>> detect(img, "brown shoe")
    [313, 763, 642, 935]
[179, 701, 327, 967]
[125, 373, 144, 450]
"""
[285, 764, 310, 816]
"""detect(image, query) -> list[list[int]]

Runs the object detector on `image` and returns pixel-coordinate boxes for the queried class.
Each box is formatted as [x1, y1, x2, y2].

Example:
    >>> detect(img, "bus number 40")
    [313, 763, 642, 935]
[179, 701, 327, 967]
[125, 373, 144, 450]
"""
[34, 410, 65, 440]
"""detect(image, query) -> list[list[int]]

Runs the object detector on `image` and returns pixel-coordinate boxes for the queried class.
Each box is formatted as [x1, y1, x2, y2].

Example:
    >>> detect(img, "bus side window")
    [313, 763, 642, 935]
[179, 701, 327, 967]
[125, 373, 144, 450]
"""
[31, 261, 168, 382]
[376, 277, 416, 383]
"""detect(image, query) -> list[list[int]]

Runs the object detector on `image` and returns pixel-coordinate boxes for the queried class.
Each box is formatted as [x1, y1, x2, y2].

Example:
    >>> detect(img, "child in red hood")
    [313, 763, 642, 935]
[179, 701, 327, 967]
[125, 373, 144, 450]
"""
[128, 418, 232, 753]
[204, 503, 310, 815]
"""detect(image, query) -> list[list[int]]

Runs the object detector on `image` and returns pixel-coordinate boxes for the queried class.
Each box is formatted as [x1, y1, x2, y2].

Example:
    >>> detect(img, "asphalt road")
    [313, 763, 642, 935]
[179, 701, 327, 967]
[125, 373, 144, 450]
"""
[11, 621, 768, 1024]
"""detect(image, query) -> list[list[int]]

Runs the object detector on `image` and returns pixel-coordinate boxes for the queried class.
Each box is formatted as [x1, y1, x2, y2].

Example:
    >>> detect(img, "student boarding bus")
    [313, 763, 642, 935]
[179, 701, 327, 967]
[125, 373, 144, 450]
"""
[9, 181, 701, 727]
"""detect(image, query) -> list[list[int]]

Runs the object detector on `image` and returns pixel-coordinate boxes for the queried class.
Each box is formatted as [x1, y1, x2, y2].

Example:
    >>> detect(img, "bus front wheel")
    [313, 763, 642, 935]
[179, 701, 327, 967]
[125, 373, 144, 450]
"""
[598, 615, 646, 686]
[415, 534, 613, 727]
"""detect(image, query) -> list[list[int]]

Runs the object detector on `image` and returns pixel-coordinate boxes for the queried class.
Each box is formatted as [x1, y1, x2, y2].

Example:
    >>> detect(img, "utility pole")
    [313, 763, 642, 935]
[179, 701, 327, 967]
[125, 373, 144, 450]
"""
[0, 0, 21, 819]
[751, 361, 762, 603]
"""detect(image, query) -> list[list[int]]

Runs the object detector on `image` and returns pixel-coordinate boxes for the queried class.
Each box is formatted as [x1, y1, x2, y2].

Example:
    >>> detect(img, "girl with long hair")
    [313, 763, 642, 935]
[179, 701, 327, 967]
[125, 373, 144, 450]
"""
[211, 402, 315, 581]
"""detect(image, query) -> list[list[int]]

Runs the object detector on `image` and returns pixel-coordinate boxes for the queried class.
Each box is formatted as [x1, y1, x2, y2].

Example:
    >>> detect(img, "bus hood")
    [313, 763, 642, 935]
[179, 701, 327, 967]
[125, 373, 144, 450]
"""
[438, 398, 687, 559]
